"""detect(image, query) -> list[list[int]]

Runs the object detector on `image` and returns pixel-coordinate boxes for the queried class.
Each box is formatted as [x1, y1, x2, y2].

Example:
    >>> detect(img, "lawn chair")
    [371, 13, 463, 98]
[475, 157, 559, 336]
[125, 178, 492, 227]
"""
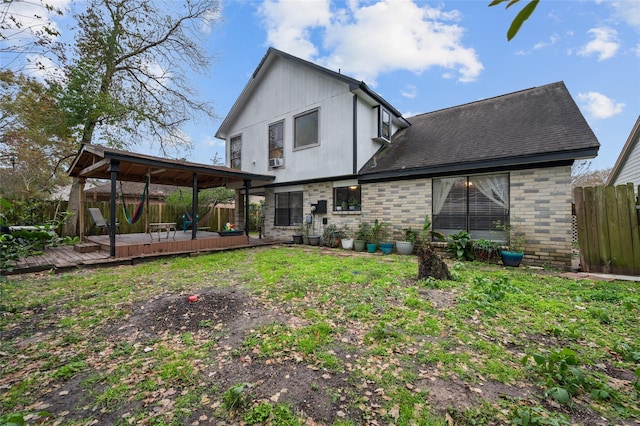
[88, 208, 120, 234]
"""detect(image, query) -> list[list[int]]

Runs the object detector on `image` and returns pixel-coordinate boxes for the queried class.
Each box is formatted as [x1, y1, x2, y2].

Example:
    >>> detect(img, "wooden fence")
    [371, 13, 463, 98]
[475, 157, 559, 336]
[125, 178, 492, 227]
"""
[574, 183, 640, 275]
[84, 202, 234, 236]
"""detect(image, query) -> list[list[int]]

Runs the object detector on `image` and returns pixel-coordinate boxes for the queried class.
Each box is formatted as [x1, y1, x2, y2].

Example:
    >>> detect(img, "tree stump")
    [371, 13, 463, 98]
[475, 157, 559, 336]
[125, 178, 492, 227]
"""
[417, 245, 453, 281]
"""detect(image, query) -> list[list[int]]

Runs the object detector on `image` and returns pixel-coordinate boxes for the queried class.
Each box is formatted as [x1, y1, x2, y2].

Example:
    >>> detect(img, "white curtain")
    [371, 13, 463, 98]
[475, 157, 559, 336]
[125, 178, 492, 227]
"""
[472, 175, 509, 210]
[433, 177, 458, 215]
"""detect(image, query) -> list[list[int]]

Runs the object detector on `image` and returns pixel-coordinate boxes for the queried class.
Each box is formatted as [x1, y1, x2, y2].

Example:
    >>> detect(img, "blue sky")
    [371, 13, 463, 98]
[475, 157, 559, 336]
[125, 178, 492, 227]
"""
[4, 0, 640, 171]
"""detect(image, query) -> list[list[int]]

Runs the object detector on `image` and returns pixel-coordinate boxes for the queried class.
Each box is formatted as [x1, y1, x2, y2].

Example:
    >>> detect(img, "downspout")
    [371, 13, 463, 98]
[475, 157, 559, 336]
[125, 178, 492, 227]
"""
[108, 160, 119, 257]
[244, 179, 251, 238]
[191, 173, 198, 240]
[352, 94, 358, 175]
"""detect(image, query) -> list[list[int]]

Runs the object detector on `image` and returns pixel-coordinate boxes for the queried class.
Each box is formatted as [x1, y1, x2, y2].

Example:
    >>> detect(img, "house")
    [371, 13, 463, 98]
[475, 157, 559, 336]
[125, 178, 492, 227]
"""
[607, 116, 640, 192]
[215, 48, 600, 267]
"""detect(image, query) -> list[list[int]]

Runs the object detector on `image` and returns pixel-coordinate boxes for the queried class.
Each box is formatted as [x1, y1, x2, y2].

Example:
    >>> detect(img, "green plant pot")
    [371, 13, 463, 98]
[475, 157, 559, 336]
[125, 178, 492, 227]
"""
[366, 243, 378, 253]
[501, 250, 524, 267]
[380, 242, 394, 255]
[354, 240, 366, 252]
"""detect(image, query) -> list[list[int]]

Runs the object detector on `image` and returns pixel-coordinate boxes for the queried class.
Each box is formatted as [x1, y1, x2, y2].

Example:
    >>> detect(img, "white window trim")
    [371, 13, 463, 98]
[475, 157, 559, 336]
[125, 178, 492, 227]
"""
[293, 108, 320, 150]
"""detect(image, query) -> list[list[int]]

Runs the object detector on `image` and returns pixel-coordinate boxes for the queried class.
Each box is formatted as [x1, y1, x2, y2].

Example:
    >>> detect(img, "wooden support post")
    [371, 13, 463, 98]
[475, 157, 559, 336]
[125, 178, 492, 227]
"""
[244, 179, 251, 237]
[191, 173, 198, 240]
[108, 160, 120, 257]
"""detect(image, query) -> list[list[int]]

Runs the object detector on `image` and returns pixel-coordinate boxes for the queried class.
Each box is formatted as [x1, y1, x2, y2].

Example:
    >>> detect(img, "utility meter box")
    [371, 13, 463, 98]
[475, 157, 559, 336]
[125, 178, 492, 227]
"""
[312, 200, 327, 214]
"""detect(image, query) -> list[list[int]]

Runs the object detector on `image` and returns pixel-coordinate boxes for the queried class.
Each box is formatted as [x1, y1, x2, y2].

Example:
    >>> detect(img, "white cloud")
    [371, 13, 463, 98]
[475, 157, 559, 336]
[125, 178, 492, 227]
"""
[578, 27, 620, 61]
[577, 92, 625, 119]
[258, 0, 483, 85]
[401, 84, 417, 99]
[0, 0, 68, 47]
[609, 1, 640, 28]
[533, 34, 559, 50]
[259, 0, 332, 59]
[23, 54, 65, 82]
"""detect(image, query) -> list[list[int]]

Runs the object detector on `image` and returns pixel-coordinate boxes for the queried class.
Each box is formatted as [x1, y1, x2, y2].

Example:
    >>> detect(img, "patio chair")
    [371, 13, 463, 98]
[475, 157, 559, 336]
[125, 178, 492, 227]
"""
[88, 208, 120, 234]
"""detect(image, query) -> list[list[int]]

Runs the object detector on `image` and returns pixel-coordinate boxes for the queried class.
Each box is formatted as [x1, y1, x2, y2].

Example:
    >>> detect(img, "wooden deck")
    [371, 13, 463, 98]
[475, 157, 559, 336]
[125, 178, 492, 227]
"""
[4, 232, 281, 275]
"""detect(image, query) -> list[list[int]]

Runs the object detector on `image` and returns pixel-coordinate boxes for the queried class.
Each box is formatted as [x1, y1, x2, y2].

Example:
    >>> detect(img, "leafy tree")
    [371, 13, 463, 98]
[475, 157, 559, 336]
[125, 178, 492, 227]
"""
[165, 186, 235, 214]
[0, 70, 75, 200]
[0, 0, 64, 72]
[489, 0, 540, 40]
[572, 160, 611, 189]
[56, 0, 220, 235]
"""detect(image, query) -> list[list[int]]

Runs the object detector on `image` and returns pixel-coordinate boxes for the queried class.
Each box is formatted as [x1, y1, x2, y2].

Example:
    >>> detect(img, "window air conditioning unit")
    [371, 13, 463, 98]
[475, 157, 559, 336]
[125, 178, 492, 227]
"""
[269, 157, 284, 168]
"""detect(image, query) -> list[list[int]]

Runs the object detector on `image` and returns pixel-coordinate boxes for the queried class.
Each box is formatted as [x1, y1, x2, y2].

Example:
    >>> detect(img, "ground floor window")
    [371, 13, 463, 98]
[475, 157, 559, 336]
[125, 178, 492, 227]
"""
[334, 185, 361, 211]
[432, 173, 509, 240]
[275, 191, 303, 226]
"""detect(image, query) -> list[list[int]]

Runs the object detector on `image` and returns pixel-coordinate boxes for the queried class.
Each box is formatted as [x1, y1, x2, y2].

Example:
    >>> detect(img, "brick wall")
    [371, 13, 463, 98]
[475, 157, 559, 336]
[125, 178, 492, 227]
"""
[260, 165, 574, 267]
[510, 165, 573, 267]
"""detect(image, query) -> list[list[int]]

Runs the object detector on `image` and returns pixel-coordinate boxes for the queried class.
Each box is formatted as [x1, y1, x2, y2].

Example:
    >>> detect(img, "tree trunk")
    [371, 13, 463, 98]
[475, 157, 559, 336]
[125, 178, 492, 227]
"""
[417, 245, 453, 281]
[62, 177, 84, 237]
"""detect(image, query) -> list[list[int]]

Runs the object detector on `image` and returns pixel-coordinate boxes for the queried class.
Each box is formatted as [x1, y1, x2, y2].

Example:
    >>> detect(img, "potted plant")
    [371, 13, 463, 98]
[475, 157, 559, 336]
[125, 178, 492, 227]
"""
[354, 222, 370, 252]
[396, 227, 418, 255]
[302, 222, 310, 245]
[340, 225, 353, 250]
[497, 221, 525, 267]
[348, 198, 358, 211]
[292, 223, 304, 244]
[473, 238, 499, 262]
[366, 219, 388, 253]
[341, 201, 348, 211]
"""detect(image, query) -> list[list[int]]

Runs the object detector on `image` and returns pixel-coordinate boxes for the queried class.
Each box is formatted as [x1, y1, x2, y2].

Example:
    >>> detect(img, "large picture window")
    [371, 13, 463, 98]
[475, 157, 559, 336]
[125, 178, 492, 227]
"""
[432, 174, 509, 241]
[230, 135, 241, 169]
[275, 191, 303, 226]
[269, 121, 284, 165]
[334, 185, 361, 211]
[294, 109, 318, 148]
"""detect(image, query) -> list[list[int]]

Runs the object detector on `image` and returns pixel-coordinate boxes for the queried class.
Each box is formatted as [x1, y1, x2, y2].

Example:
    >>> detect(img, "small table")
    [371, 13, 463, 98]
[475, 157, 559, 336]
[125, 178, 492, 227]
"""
[149, 222, 176, 241]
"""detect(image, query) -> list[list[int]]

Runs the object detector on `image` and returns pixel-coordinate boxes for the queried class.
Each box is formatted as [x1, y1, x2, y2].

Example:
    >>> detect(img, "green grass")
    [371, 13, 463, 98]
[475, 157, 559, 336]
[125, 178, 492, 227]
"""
[1, 246, 639, 425]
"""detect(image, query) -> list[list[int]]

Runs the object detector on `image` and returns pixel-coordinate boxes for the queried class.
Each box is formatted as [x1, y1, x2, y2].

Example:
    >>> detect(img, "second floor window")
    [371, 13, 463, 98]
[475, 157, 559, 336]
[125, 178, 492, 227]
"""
[269, 121, 284, 167]
[230, 135, 241, 169]
[294, 109, 319, 149]
[379, 108, 391, 141]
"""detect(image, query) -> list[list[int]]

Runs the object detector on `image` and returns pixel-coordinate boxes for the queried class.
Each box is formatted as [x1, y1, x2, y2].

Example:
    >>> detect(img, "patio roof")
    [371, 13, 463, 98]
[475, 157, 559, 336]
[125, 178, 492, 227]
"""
[68, 144, 275, 189]
[68, 144, 275, 257]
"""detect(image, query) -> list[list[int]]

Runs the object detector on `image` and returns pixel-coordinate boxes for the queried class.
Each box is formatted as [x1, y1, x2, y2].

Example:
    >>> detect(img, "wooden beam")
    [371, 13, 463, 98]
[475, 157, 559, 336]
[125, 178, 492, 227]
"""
[78, 159, 110, 177]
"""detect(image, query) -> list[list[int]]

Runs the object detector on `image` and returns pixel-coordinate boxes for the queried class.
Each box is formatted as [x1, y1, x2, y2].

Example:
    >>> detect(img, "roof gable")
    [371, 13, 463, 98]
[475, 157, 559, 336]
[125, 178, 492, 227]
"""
[359, 81, 600, 180]
[607, 116, 640, 186]
[215, 47, 408, 139]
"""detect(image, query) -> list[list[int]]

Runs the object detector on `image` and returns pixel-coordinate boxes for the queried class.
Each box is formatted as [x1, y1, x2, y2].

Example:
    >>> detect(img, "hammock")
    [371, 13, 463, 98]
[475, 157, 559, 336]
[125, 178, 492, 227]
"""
[120, 177, 149, 224]
[184, 202, 217, 229]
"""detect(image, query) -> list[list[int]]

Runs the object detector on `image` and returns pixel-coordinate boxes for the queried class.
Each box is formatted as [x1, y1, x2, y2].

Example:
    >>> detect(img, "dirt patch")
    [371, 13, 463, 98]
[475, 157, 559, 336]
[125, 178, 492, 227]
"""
[4, 280, 636, 425]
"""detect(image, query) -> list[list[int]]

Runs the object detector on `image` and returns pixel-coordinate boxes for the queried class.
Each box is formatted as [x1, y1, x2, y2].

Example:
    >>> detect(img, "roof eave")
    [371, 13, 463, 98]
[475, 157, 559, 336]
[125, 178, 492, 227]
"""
[359, 147, 599, 183]
[607, 115, 640, 185]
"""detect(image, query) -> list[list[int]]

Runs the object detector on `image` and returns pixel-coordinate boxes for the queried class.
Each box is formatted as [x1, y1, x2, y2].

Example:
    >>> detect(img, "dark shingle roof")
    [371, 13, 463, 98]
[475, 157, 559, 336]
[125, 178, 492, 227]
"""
[359, 81, 600, 181]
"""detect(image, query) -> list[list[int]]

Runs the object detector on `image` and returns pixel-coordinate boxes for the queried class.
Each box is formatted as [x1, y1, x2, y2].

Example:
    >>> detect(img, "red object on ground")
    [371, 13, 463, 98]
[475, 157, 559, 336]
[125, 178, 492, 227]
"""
[188, 295, 199, 302]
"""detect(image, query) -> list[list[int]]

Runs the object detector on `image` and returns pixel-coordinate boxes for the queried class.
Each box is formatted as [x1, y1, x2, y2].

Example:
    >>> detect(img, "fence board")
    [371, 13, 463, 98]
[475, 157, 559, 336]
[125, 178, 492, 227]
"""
[615, 185, 633, 275]
[605, 185, 621, 274]
[574, 188, 589, 272]
[574, 183, 640, 275]
[627, 184, 640, 275]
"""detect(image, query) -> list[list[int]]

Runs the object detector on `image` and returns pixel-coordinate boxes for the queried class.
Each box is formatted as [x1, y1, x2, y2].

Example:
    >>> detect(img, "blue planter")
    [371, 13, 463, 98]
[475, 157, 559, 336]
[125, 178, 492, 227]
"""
[501, 250, 524, 267]
[380, 242, 394, 254]
[367, 243, 378, 253]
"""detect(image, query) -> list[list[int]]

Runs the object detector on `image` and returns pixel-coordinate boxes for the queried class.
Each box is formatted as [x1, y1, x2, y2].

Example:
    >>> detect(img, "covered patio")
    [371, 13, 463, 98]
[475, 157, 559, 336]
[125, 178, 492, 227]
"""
[68, 144, 275, 258]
